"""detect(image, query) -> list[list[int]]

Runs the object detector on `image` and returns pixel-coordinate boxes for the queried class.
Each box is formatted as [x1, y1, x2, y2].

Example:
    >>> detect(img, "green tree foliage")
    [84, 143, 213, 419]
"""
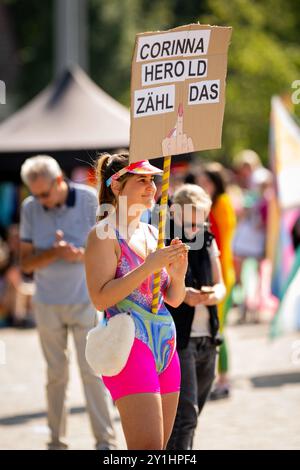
[200, 0, 300, 163]
[89, 0, 174, 105]
[3, 0, 300, 164]
[3, 0, 53, 106]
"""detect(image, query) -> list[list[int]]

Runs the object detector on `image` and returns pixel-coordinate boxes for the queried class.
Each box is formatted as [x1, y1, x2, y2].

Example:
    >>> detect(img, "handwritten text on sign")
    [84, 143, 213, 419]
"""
[136, 30, 211, 62]
[133, 29, 221, 117]
[134, 85, 175, 117]
[142, 59, 208, 86]
[130, 24, 232, 161]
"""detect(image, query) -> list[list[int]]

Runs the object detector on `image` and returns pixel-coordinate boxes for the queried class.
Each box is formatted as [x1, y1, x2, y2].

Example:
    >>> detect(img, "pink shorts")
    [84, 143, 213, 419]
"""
[102, 338, 181, 401]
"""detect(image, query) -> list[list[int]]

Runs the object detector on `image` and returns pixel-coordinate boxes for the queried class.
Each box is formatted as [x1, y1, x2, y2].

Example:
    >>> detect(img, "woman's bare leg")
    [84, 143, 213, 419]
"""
[116, 393, 164, 450]
[161, 392, 179, 449]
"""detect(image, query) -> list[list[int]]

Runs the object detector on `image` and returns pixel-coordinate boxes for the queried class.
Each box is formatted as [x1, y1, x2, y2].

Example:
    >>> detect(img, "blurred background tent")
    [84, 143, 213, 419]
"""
[0, 66, 130, 181]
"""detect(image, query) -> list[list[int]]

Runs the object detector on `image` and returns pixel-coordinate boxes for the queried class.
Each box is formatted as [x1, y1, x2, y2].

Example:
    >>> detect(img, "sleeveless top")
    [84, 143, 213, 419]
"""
[105, 223, 171, 319]
[104, 223, 177, 373]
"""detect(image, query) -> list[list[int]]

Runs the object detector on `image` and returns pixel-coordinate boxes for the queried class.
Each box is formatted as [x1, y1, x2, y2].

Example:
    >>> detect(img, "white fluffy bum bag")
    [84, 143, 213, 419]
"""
[85, 313, 135, 377]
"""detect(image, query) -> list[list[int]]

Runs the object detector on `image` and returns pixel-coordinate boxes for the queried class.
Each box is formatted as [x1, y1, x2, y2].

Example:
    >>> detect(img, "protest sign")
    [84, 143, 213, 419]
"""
[130, 23, 232, 161]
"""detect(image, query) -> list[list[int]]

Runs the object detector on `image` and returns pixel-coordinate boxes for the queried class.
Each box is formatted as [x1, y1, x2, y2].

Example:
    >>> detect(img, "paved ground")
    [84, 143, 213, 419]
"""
[0, 313, 300, 450]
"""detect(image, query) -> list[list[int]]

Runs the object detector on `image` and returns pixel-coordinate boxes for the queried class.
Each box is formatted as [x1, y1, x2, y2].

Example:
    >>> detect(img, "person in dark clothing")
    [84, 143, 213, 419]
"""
[166, 184, 226, 450]
[291, 215, 300, 251]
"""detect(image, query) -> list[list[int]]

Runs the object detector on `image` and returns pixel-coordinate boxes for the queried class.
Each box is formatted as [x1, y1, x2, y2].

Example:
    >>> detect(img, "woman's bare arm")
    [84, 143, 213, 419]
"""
[164, 277, 186, 308]
[85, 227, 187, 311]
[85, 228, 153, 311]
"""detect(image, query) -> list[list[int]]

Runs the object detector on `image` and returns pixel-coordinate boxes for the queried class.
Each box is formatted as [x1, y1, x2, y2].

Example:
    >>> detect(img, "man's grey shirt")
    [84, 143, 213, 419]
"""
[20, 182, 97, 305]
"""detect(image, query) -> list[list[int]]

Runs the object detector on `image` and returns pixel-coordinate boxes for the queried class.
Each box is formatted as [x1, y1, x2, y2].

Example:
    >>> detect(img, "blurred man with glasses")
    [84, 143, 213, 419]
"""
[20, 155, 116, 450]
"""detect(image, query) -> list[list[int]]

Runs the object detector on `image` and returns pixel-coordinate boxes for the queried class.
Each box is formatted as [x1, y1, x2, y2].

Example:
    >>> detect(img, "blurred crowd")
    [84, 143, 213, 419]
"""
[0, 148, 295, 354]
[161, 148, 277, 325]
[0, 223, 35, 327]
[0, 149, 278, 331]
[1, 149, 300, 450]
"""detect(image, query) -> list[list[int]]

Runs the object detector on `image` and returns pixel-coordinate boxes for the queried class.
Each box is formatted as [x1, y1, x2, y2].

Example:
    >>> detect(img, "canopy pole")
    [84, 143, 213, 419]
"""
[151, 155, 172, 314]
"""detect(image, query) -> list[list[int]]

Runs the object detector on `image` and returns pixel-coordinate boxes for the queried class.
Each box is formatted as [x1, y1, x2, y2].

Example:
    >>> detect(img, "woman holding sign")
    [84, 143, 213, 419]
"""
[85, 153, 188, 450]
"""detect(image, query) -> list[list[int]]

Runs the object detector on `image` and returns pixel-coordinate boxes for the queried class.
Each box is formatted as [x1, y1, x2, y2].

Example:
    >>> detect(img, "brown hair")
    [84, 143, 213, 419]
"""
[202, 162, 227, 205]
[96, 152, 131, 220]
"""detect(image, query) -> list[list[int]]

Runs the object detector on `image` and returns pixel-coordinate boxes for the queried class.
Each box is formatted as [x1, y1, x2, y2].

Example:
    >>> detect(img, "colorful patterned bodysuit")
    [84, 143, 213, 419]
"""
[102, 224, 181, 401]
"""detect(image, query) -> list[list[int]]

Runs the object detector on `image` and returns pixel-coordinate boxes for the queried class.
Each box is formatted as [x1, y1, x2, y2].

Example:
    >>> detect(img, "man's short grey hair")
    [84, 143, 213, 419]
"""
[20, 155, 62, 186]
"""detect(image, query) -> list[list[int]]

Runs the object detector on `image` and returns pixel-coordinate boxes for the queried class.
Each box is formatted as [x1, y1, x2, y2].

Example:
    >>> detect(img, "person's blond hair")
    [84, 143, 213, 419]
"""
[173, 184, 212, 217]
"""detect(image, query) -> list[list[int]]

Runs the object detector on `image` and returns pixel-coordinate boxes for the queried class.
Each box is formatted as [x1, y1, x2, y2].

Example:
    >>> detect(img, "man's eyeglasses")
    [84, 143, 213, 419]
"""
[32, 179, 56, 200]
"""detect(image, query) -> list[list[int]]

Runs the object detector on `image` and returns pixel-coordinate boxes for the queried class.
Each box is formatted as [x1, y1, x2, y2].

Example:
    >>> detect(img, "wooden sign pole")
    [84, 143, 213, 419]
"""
[151, 155, 172, 314]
